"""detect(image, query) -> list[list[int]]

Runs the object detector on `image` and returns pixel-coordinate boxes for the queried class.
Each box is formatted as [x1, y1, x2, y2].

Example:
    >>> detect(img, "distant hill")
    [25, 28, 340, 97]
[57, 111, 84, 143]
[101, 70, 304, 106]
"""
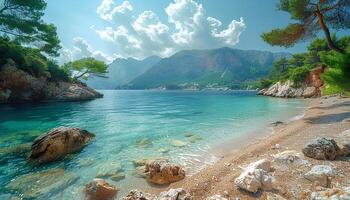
[85, 56, 161, 89]
[128, 47, 290, 89]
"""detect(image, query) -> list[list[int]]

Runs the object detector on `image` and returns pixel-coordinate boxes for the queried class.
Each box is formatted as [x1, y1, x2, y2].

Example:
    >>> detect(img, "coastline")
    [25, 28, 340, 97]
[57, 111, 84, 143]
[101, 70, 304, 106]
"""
[146, 95, 350, 199]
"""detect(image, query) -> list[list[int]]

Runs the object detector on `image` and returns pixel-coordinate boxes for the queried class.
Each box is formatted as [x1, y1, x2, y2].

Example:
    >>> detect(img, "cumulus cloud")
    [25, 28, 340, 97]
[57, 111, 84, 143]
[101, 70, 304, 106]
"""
[58, 37, 114, 64]
[94, 0, 246, 58]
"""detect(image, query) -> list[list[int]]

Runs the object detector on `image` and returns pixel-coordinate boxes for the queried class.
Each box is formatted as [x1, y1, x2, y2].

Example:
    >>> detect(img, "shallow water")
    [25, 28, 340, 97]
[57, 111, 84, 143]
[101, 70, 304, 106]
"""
[0, 90, 307, 199]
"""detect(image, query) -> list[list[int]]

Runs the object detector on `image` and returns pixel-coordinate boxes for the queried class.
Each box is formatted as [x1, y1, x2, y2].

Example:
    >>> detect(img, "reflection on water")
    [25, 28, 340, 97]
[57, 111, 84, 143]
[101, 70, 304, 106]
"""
[0, 90, 306, 199]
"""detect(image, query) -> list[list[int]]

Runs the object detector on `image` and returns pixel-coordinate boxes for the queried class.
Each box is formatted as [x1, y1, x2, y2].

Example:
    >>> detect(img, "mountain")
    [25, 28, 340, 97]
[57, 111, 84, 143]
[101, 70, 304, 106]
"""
[128, 47, 290, 89]
[85, 56, 161, 89]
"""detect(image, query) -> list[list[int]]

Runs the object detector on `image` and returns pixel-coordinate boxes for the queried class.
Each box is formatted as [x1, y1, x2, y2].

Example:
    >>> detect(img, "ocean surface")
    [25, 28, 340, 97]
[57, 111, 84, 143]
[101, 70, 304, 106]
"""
[0, 90, 307, 199]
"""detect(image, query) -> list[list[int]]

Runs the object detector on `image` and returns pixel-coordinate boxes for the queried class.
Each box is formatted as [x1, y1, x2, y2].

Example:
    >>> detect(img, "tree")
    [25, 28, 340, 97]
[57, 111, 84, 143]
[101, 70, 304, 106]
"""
[63, 57, 108, 80]
[261, 0, 350, 54]
[0, 0, 61, 56]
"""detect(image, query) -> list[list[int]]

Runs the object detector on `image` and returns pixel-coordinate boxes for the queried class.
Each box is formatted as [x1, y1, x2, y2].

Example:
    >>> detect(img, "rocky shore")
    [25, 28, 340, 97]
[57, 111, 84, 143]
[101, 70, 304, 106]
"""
[258, 67, 325, 98]
[0, 63, 103, 103]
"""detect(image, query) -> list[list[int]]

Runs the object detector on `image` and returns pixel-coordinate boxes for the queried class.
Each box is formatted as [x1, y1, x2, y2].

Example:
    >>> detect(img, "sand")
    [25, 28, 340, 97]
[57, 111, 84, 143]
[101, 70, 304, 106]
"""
[146, 95, 350, 199]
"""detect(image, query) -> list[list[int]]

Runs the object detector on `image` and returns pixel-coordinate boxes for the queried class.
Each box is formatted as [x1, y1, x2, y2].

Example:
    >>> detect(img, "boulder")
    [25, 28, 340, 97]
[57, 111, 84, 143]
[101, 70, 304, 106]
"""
[235, 168, 274, 193]
[145, 160, 185, 185]
[264, 82, 281, 96]
[304, 165, 336, 187]
[311, 187, 350, 200]
[110, 173, 126, 182]
[84, 179, 118, 200]
[158, 188, 192, 200]
[234, 159, 274, 193]
[276, 80, 292, 97]
[302, 138, 339, 160]
[338, 143, 350, 157]
[120, 190, 157, 200]
[302, 87, 317, 98]
[29, 127, 95, 164]
[5, 168, 78, 199]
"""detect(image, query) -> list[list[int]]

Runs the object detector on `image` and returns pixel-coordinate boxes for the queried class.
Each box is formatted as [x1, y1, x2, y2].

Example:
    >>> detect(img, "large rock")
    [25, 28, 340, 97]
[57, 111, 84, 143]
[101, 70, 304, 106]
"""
[120, 190, 157, 200]
[304, 165, 336, 187]
[145, 160, 186, 185]
[302, 138, 340, 160]
[29, 127, 95, 164]
[234, 159, 274, 193]
[84, 178, 118, 200]
[5, 168, 78, 199]
[158, 188, 192, 200]
[311, 187, 350, 200]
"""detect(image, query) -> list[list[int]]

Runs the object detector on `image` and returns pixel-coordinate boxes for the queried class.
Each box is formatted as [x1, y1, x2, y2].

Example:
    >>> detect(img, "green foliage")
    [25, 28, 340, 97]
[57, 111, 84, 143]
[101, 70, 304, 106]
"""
[63, 57, 108, 80]
[257, 78, 273, 89]
[0, 37, 69, 82]
[0, 0, 61, 56]
[266, 36, 350, 89]
[262, 0, 349, 53]
[321, 47, 350, 95]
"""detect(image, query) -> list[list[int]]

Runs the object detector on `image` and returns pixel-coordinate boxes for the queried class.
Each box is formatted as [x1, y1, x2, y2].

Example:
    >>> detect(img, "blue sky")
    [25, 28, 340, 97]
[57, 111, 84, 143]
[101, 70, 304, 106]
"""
[44, 0, 349, 63]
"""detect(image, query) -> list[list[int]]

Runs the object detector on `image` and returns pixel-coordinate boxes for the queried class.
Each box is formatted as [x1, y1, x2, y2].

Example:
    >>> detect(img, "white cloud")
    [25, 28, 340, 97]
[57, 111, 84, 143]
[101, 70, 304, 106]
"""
[58, 37, 114, 64]
[94, 0, 246, 59]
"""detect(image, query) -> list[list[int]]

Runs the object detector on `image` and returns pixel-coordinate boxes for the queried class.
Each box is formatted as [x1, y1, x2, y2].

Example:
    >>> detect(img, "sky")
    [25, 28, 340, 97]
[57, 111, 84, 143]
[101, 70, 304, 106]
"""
[44, 0, 349, 63]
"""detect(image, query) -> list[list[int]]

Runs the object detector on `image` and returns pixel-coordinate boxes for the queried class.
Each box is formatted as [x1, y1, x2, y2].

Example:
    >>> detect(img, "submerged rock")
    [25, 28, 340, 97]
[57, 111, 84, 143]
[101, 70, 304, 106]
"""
[145, 160, 186, 185]
[158, 188, 192, 200]
[302, 138, 339, 160]
[133, 157, 168, 167]
[171, 140, 187, 147]
[234, 159, 274, 193]
[96, 162, 123, 178]
[158, 148, 170, 153]
[29, 127, 95, 164]
[5, 168, 78, 199]
[84, 178, 118, 200]
[304, 165, 336, 187]
[187, 135, 203, 143]
[120, 190, 157, 200]
[136, 138, 152, 148]
[110, 173, 126, 182]
[0, 143, 31, 156]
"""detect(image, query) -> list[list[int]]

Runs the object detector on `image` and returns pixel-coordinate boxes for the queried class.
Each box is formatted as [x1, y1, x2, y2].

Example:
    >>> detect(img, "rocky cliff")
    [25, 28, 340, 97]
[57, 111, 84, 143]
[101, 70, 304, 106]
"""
[258, 67, 325, 98]
[0, 62, 103, 103]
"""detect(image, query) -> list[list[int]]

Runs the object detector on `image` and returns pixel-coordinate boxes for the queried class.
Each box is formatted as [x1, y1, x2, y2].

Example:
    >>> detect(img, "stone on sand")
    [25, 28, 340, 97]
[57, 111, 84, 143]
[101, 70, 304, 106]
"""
[145, 160, 185, 185]
[304, 165, 336, 187]
[158, 188, 192, 200]
[311, 187, 350, 200]
[120, 190, 157, 200]
[302, 138, 339, 160]
[84, 178, 118, 200]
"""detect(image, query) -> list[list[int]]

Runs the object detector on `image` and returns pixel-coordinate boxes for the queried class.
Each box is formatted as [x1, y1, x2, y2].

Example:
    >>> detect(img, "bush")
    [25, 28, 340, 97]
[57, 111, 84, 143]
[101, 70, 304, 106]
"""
[321, 47, 350, 95]
[287, 66, 310, 86]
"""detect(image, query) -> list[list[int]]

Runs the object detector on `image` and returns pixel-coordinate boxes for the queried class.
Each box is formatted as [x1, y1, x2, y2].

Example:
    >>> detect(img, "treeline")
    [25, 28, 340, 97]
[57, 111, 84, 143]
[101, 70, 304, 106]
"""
[259, 36, 350, 94]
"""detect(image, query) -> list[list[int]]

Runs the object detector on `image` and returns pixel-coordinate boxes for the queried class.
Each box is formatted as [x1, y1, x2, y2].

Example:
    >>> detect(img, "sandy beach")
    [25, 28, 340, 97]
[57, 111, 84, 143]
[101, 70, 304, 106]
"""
[146, 95, 350, 199]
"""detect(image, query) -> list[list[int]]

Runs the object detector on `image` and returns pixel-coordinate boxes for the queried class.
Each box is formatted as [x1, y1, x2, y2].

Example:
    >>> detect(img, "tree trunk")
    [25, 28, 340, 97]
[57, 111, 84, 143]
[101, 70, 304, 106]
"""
[315, 10, 345, 54]
[74, 70, 89, 80]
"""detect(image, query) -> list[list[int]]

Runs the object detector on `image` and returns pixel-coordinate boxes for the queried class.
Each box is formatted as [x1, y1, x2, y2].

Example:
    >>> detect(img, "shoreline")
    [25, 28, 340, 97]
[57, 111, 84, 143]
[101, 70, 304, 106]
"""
[145, 95, 350, 199]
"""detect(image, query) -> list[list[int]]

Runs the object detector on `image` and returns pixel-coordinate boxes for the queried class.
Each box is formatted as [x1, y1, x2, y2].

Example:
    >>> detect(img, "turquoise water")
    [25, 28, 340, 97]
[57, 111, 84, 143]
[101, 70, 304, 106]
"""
[0, 90, 306, 199]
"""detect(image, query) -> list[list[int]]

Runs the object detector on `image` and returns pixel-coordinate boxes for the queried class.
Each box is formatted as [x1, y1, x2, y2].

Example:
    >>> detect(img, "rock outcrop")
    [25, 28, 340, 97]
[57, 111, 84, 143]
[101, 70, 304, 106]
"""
[145, 160, 186, 185]
[258, 67, 325, 98]
[84, 179, 118, 200]
[0, 62, 102, 103]
[234, 159, 275, 193]
[29, 127, 95, 164]
[302, 138, 340, 160]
